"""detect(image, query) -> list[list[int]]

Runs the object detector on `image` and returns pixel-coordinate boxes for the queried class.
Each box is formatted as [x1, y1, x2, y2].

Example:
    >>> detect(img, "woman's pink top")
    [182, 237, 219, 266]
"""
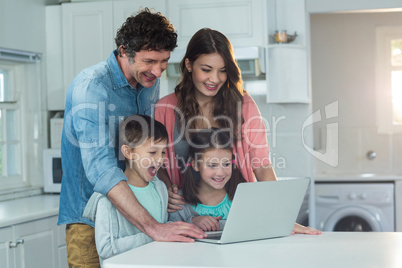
[154, 92, 271, 187]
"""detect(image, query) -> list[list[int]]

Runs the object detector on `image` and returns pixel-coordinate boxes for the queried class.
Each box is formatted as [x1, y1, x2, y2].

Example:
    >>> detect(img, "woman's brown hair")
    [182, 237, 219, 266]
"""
[175, 28, 245, 140]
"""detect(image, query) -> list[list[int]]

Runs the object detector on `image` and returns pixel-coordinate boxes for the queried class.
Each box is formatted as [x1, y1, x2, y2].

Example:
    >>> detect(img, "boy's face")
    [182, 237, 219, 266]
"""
[125, 138, 167, 187]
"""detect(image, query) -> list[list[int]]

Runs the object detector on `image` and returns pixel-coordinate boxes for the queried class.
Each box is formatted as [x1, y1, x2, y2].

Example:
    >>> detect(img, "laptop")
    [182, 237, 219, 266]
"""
[196, 178, 310, 244]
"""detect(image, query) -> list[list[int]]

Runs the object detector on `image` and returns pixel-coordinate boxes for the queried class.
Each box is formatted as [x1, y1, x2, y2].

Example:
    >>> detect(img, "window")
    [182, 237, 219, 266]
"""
[0, 64, 26, 190]
[376, 26, 402, 133]
[391, 39, 402, 124]
[0, 48, 43, 194]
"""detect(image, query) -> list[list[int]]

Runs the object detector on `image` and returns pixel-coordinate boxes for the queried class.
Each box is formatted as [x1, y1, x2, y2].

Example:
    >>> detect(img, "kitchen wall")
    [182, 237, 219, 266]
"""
[0, 0, 58, 53]
[311, 11, 402, 176]
[250, 94, 313, 178]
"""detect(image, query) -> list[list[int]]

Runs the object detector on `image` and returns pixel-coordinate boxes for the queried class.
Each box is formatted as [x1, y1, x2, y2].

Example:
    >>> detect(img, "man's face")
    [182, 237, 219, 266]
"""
[120, 49, 171, 88]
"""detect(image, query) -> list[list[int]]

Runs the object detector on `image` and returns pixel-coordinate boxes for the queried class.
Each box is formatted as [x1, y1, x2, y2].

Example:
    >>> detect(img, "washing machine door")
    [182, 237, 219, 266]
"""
[324, 207, 382, 232]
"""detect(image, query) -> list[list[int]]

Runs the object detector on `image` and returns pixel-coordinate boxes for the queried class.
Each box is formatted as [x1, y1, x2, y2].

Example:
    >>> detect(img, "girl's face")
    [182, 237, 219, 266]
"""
[123, 138, 167, 187]
[185, 53, 228, 101]
[193, 148, 233, 190]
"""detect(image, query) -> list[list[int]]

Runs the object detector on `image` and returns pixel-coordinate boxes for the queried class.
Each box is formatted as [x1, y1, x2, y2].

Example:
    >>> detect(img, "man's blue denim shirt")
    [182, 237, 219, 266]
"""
[58, 50, 160, 227]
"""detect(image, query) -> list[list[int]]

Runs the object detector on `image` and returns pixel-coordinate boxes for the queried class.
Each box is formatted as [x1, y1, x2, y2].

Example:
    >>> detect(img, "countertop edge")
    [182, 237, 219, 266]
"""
[0, 194, 60, 228]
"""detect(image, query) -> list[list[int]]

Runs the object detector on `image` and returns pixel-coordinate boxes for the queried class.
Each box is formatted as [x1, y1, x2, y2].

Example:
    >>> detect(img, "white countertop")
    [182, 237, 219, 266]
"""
[315, 174, 402, 182]
[0, 194, 60, 228]
[103, 232, 402, 268]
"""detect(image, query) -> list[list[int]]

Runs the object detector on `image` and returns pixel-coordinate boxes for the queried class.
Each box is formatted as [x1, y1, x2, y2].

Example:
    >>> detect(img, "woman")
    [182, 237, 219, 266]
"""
[155, 28, 320, 235]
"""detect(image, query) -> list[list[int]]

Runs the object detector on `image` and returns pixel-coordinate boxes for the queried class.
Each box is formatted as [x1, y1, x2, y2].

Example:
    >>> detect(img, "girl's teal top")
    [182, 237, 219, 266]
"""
[192, 194, 232, 220]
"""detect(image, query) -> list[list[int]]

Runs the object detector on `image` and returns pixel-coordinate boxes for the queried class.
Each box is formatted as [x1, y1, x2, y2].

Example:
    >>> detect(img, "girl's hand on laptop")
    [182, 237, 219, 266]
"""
[291, 223, 322, 235]
[167, 184, 186, 212]
[192, 216, 222, 231]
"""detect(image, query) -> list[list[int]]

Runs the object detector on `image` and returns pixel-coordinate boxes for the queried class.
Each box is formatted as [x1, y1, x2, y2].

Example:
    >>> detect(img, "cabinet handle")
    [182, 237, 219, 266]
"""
[9, 239, 24, 248]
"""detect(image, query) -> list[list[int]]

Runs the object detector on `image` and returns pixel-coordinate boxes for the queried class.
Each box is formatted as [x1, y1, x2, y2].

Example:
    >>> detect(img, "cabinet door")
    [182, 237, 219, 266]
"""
[167, 0, 266, 49]
[267, 47, 309, 103]
[46, 6, 65, 111]
[266, 0, 310, 103]
[62, 1, 114, 90]
[57, 224, 68, 268]
[113, 0, 166, 35]
[0, 227, 14, 268]
[13, 216, 58, 268]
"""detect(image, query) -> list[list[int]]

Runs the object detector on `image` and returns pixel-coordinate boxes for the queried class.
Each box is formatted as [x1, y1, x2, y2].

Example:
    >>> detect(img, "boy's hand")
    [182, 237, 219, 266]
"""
[192, 216, 222, 231]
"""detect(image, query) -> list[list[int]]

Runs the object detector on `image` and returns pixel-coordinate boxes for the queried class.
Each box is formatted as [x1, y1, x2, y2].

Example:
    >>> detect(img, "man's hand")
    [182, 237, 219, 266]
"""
[148, 221, 206, 242]
[192, 216, 222, 231]
[167, 184, 185, 212]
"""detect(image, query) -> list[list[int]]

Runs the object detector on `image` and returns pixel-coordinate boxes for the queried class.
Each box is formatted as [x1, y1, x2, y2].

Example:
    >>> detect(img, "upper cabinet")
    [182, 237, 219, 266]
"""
[62, 1, 114, 92]
[266, 0, 310, 103]
[45, 0, 310, 110]
[167, 0, 267, 49]
[45, 0, 165, 111]
[46, 1, 114, 111]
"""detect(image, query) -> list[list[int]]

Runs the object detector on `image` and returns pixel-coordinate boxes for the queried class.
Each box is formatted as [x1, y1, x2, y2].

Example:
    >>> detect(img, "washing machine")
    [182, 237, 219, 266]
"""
[315, 183, 394, 232]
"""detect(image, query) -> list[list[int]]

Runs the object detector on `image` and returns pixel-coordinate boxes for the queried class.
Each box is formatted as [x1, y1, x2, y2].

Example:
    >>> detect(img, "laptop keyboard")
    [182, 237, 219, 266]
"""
[205, 231, 222, 240]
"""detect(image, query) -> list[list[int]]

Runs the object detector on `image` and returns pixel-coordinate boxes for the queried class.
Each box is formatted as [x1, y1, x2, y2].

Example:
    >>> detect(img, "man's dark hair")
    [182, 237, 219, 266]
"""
[115, 7, 177, 58]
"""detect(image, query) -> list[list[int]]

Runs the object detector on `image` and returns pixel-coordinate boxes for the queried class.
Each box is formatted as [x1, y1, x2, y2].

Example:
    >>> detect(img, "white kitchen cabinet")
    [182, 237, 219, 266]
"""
[45, 0, 166, 111]
[57, 225, 68, 268]
[167, 0, 267, 49]
[46, 2, 114, 111]
[46, 6, 65, 111]
[62, 1, 114, 93]
[0, 216, 61, 268]
[0, 227, 15, 268]
[266, 0, 310, 103]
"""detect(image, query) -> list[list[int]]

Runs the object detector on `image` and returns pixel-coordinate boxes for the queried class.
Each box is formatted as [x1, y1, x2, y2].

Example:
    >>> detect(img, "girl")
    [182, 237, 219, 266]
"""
[169, 128, 246, 231]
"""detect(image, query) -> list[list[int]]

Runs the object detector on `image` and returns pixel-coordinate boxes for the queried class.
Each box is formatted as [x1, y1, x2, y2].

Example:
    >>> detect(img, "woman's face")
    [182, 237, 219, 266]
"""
[185, 53, 228, 100]
[193, 148, 233, 191]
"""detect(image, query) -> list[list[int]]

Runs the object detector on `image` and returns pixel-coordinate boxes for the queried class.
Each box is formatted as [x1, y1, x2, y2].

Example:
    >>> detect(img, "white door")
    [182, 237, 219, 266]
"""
[167, 0, 266, 49]
[13, 216, 58, 268]
[0, 227, 14, 268]
[62, 1, 114, 89]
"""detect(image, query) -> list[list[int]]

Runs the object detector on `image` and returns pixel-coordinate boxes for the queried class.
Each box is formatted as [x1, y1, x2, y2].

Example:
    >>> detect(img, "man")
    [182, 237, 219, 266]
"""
[58, 8, 205, 267]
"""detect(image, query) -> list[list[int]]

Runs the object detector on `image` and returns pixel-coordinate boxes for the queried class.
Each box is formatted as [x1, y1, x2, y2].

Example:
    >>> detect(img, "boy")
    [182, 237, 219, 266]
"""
[84, 115, 169, 264]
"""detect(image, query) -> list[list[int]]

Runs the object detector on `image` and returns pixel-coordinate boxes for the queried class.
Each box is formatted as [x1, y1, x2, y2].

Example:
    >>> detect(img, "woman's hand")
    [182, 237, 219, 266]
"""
[167, 184, 186, 212]
[291, 223, 322, 235]
[192, 216, 222, 231]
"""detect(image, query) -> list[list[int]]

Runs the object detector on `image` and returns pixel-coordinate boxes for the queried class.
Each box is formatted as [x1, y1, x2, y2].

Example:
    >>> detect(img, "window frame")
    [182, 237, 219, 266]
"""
[0, 63, 29, 190]
[376, 26, 402, 133]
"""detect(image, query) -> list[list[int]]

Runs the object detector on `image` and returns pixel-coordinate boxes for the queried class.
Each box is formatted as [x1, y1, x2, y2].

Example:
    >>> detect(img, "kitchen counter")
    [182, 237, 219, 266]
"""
[0, 194, 60, 228]
[315, 174, 402, 182]
[103, 232, 402, 268]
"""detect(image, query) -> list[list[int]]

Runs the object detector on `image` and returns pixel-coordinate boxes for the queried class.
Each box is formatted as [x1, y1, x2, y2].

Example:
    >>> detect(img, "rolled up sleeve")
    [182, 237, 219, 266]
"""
[71, 78, 126, 195]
